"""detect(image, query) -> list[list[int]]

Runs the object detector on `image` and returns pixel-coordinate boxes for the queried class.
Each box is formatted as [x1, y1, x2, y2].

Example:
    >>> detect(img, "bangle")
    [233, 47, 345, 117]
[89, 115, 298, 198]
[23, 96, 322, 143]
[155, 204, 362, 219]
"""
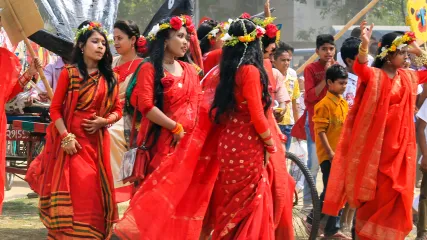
[265, 144, 277, 154]
[171, 123, 184, 135]
[263, 135, 273, 141]
[359, 43, 369, 56]
[60, 131, 69, 140]
[61, 133, 76, 147]
[279, 133, 287, 143]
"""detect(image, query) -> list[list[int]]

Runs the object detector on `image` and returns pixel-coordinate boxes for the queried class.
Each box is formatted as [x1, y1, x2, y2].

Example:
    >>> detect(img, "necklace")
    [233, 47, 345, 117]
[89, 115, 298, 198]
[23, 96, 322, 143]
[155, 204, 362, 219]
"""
[115, 55, 138, 82]
[163, 57, 174, 64]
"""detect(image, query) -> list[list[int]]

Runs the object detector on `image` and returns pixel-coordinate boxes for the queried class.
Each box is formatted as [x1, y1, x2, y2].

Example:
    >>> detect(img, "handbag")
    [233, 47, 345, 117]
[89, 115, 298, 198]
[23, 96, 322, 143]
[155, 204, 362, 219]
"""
[120, 98, 152, 184]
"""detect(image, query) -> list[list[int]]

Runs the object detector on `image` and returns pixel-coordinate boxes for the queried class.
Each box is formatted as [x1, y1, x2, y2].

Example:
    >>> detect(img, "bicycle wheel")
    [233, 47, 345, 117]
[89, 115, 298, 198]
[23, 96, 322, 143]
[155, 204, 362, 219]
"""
[286, 152, 320, 240]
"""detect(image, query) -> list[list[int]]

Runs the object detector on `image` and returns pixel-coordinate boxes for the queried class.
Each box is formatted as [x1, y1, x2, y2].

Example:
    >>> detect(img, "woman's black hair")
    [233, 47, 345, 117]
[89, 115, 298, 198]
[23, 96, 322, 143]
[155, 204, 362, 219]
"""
[72, 20, 116, 97]
[210, 19, 271, 123]
[114, 20, 143, 56]
[197, 19, 218, 55]
[261, 34, 276, 53]
[146, 16, 191, 147]
[372, 31, 404, 68]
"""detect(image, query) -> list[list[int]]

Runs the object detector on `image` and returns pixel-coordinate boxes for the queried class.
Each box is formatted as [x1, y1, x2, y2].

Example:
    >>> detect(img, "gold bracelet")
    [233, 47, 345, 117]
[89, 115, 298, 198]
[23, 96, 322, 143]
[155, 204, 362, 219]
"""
[414, 50, 427, 67]
[61, 133, 76, 147]
[359, 44, 369, 56]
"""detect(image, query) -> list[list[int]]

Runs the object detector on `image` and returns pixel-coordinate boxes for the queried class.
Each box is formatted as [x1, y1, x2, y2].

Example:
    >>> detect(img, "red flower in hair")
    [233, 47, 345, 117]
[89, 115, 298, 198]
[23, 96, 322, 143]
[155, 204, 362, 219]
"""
[170, 17, 183, 30]
[256, 27, 265, 38]
[265, 24, 278, 39]
[186, 24, 195, 34]
[210, 39, 216, 46]
[89, 22, 95, 27]
[136, 36, 147, 53]
[184, 15, 193, 27]
[406, 31, 416, 43]
[241, 12, 251, 19]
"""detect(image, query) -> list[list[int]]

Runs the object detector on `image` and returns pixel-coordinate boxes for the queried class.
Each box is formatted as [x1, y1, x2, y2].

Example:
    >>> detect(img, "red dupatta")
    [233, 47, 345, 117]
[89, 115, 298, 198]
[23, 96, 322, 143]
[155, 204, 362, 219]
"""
[323, 60, 423, 215]
[0, 47, 22, 214]
[28, 66, 119, 238]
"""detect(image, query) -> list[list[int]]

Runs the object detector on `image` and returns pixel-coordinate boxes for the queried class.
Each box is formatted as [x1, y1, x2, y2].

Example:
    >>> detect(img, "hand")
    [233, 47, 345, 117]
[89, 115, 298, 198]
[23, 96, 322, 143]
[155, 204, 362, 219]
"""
[324, 59, 333, 71]
[24, 95, 33, 107]
[409, 41, 423, 56]
[38, 92, 49, 102]
[82, 114, 107, 134]
[273, 110, 285, 122]
[327, 150, 335, 160]
[265, 0, 270, 8]
[360, 20, 374, 47]
[171, 131, 185, 147]
[28, 58, 42, 77]
[62, 139, 82, 155]
[421, 156, 427, 172]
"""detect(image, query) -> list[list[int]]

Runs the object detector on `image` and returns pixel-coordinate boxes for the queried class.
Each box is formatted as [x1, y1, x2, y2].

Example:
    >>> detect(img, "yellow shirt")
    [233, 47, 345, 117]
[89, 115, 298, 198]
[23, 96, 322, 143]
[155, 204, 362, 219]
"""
[280, 68, 301, 125]
[313, 91, 348, 164]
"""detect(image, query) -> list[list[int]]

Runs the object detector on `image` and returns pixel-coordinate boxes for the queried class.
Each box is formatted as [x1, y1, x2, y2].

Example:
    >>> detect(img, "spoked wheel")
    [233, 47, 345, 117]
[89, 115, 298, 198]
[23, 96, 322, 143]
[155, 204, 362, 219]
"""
[286, 152, 320, 240]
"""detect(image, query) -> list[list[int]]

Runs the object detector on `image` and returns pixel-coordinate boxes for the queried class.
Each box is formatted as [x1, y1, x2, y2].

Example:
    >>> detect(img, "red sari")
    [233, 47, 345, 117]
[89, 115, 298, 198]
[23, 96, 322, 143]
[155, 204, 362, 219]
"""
[203, 49, 222, 74]
[0, 47, 24, 214]
[26, 66, 121, 239]
[210, 65, 293, 239]
[115, 61, 212, 239]
[323, 59, 427, 239]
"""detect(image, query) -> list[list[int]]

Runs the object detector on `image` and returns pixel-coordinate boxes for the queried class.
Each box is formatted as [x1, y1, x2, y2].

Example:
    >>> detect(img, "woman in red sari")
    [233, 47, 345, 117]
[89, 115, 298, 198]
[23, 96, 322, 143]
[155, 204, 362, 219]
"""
[0, 49, 39, 214]
[114, 16, 213, 239]
[323, 21, 427, 240]
[110, 20, 144, 203]
[198, 19, 225, 74]
[209, 18, 293, 239]
[27, 21, 121, 239]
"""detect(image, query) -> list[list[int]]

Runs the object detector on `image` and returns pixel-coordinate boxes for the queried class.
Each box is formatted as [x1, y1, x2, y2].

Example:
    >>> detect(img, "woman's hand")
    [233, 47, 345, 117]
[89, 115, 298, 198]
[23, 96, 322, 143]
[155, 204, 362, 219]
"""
[82, 114, 107, 134]
[409, 40, 423, 56]
[360, 20, 374, 49]
[62, 139, 82, 155]
[28, 58, 42, 77]
[171, 131, 185, 147]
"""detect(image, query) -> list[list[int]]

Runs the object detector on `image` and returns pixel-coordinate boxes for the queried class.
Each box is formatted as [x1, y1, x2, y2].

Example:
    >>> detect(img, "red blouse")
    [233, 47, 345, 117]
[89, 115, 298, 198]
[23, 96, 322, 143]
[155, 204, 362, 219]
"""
[235, 65, 270, 134]
[203, 49, 222, 74]
[50, 69, 122, 122]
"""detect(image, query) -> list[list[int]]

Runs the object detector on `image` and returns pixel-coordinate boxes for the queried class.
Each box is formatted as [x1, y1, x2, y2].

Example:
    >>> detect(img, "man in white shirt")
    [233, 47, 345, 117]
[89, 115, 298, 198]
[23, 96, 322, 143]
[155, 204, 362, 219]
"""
[340, 37, 362, 109]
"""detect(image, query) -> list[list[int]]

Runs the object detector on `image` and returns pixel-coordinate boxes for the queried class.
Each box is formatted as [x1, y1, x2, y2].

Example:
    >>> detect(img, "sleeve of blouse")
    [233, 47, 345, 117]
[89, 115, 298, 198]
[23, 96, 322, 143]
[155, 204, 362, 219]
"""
[240, 65, 270, 135]
[7, 81, 23, 101]
[109, 77, 123, 119]
[132, 63, 155, 115]
[304, 64, 319, 104]
[418, 70, 427, 84]
[49, 69, 70, 122]
[353, 57, 374, 84]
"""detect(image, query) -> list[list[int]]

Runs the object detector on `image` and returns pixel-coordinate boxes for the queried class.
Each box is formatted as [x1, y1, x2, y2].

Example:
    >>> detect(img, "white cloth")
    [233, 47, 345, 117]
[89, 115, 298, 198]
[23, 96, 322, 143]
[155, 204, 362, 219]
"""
[337, 52, 374, 67]
[417, 101, 427, 164]
[343, 72, 358, 109]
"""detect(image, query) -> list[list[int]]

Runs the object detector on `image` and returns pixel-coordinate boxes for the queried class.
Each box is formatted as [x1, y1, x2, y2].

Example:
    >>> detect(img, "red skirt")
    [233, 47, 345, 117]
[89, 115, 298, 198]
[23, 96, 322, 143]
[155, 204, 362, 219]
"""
[212, 113, 275, 239]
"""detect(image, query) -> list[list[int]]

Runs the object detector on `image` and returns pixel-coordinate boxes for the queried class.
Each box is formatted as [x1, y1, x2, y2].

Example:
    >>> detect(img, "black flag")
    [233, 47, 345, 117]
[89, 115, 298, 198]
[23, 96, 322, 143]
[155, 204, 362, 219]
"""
[142, 0, 194, 36]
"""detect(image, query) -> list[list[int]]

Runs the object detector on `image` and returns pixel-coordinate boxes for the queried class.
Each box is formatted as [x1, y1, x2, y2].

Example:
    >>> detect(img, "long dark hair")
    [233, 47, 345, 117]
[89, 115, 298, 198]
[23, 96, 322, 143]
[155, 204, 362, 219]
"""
[114, 20, 144, 56]
[372, 31, 404, 68]
[146, 17, 191, 147]
[72, 20, 116, 96]
[197, 19, 218, 55]
[210, 19, 271, 123]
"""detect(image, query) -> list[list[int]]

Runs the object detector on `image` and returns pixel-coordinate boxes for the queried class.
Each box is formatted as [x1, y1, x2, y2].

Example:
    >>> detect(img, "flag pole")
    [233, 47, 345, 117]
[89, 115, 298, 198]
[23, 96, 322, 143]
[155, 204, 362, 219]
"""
[4, 0, 54, 100]
[296, 0, 381, 75]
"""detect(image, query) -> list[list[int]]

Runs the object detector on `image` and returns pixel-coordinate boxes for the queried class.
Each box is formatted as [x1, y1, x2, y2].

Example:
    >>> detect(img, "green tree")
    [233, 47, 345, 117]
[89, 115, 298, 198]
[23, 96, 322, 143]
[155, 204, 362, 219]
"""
[117, 0, 163, 32]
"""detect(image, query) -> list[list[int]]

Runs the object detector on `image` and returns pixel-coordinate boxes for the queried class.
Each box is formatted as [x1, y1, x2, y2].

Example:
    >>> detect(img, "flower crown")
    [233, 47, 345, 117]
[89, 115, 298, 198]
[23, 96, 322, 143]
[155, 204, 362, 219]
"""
[206, 20, 232, 44]
[221, 19, 265, 47]
[136, 35, 148, 54]
[75, 22, 113, 44]
[253, 17, 279, 39]
[148, 15, 195, 41]
[377, 32, 416, 59]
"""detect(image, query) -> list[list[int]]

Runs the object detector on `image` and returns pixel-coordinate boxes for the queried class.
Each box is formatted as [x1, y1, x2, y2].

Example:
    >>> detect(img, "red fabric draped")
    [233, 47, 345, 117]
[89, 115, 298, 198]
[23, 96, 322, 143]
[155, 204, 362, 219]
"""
[114, 61, 214, 239]
[323, 59, 427, 239]
[26, 66, 121, 239]
[0, 47, 22, 214]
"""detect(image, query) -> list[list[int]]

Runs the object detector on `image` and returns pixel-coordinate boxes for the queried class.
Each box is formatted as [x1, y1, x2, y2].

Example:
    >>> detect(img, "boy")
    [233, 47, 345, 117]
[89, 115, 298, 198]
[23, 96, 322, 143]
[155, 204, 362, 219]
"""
[416, 98, 427, 240]
[293, 34, 336, 208]
[312, 65, 350, 239]
[273, 41, 301, 150]
[340, 37, 361, 109]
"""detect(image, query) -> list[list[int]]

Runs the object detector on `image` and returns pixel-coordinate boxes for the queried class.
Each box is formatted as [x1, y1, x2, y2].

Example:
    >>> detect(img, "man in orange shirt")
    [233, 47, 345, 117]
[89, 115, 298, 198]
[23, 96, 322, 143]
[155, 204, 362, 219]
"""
[306, 65, 350, 239]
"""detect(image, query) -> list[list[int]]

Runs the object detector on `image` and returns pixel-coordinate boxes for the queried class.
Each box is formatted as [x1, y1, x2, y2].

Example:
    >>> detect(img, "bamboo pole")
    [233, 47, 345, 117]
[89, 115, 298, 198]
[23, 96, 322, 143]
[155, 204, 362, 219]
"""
[4, 0, 53, 100]
[296, 0, 381, 75]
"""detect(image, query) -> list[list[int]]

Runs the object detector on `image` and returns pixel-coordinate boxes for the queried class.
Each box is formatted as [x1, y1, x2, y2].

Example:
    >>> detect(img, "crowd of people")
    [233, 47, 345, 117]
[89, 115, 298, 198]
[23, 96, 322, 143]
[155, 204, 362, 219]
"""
[1, 1, 427, 239]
